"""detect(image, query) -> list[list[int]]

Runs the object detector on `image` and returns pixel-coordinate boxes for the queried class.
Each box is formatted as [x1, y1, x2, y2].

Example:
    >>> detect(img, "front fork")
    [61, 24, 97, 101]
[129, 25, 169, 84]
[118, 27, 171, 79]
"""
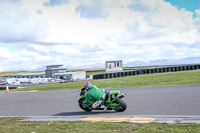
[106, 93, 126, 107]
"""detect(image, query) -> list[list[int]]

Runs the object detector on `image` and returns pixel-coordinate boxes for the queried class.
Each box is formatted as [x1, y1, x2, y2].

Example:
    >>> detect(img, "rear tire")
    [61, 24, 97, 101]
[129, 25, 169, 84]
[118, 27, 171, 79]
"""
[114, 98, 127, 112]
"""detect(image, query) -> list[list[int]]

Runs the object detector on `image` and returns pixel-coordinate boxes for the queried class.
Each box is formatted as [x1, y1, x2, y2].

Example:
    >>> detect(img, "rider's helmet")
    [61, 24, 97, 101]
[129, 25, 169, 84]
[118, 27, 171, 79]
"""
[84, 82, 92, 90]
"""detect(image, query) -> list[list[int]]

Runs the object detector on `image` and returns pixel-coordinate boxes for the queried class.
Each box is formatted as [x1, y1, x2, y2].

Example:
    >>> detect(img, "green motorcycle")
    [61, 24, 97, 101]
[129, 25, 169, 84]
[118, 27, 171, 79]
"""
[78, 88, 127, 112]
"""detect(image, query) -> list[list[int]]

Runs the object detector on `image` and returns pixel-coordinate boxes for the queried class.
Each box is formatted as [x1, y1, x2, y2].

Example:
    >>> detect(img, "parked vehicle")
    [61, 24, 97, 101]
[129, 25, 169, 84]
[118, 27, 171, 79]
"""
[0, 81, 6, 85]
[59, 80, 68, 83]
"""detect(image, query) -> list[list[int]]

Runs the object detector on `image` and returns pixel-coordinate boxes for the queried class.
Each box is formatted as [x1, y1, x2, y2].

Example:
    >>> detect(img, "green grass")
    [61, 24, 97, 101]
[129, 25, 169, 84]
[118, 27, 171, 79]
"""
[5, 69, 200, 92]
[0, 71, 44, 77]
[1, 70, 200, 132]
[0, 117, 200, 133]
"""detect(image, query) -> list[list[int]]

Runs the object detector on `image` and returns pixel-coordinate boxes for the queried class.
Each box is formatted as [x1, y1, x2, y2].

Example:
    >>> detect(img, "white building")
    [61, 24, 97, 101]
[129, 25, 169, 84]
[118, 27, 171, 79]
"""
[8, 65, 86, 81]
[54, 71, 86, 80]
[45, 65, 66, 78]
[9, 73, 45, 78]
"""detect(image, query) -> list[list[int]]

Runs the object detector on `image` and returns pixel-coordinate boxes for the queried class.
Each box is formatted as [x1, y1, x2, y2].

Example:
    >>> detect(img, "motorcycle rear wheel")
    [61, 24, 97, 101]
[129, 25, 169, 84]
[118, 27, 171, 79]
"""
[114, 98, 127, 112]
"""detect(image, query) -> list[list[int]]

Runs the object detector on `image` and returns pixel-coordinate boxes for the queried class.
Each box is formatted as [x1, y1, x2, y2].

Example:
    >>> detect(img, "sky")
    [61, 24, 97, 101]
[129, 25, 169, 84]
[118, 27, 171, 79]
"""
[0, 0, 200, 71]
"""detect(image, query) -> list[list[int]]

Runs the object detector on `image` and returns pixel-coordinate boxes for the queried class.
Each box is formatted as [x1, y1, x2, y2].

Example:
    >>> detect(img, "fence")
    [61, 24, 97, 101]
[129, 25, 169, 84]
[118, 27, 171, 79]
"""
[92, 64, 200, 79]
[0, 86, 17, 90]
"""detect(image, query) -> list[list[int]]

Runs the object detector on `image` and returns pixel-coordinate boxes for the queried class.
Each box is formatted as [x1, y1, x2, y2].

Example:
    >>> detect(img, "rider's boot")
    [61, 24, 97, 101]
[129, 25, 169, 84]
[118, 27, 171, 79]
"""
[92, 100, 102, 109]
[103, 106, 107, 112]
[100, 104, 107, 112]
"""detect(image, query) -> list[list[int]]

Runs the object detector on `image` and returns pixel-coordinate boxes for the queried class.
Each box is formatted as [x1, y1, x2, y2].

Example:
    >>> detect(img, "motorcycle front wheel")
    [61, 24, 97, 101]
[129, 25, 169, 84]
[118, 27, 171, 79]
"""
[114, 98, 127, 112]
[79, 104, 93, 112]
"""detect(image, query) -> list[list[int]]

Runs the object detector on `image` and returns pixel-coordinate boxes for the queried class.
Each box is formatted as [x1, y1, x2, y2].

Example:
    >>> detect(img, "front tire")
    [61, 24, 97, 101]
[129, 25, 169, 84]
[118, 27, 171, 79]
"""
[79, 103, 93, 112]
[114, 98, 127, 112]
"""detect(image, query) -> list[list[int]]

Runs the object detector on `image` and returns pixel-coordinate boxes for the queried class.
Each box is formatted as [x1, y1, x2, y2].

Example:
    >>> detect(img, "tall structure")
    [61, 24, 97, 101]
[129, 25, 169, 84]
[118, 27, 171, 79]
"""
[45, 65, 66, 78]
[105, 60, 123, 73]
[45, 65, 86, 80]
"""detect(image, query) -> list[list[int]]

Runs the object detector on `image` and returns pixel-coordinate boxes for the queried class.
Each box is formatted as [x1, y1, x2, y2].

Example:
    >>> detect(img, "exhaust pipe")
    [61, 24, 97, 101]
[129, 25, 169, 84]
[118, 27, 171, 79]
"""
[118, 93, 126, 99]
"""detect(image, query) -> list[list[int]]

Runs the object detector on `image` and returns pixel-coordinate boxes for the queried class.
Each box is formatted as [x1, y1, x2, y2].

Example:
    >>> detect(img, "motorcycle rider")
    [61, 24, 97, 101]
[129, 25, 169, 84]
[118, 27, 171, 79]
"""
[83, 82, 107, 111]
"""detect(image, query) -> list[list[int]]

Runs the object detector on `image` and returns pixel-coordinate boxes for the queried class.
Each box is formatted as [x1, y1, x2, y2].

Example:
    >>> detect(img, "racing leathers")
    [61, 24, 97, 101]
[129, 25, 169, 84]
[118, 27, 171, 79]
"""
[83, 85, 106, 109]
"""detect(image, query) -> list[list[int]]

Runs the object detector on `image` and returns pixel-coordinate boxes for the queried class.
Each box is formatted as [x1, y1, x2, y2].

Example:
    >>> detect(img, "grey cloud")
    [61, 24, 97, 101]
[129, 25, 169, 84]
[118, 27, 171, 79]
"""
[43, 0, 69, 7]
[36, 10, 43, 15]
[76, 6, 108, 19]
[20, 44, 49, 56]
[0, 0, 22, 5]
[127, 3, 150, 12]
[124, 21, 163, 42]
[31, 41, 78, 45]
[76, 0, 109, 19]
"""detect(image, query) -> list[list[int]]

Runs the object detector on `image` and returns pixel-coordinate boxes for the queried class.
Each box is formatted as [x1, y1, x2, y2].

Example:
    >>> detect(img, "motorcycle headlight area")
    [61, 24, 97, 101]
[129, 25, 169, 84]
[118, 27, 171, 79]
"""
[111, 93, 118, 101]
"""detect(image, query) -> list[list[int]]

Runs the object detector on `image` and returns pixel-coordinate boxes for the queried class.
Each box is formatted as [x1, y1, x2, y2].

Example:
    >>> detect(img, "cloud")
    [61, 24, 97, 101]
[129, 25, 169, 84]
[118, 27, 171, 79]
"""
[0, 0, 200, 71]
[76, 0, 109, 19]
[0, 0, 22, 5]
[79, 44, 104, 53]
[36, 10, 43, 15]
[29, 44, 50, 54]
[128, 1, 150, 12]
[43, 0, 69, 7]
[121, 0, 197, 47]
[52, 45, 79, 55]
[0, 46, 14, 59]
[0, 1, 49, 43]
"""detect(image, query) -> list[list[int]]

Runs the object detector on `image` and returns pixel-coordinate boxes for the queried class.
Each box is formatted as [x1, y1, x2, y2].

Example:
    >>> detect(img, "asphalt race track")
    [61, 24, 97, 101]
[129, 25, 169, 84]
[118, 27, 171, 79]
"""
[0, 84, 200, 117]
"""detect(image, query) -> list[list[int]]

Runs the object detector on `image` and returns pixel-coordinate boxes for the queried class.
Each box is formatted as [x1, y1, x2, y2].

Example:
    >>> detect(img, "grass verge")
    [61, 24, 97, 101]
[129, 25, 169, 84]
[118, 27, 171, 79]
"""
[7, 69, 200, 92]
[0, 117, 200, 133]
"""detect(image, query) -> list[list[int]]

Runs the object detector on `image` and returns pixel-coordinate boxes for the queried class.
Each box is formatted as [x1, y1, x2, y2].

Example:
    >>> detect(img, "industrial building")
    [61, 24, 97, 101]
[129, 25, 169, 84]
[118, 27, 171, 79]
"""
[8, 73, 45, 78]
[45, 65, 67, 78]
[8, 65, 86, 81]
[54, 71, 86, 80]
